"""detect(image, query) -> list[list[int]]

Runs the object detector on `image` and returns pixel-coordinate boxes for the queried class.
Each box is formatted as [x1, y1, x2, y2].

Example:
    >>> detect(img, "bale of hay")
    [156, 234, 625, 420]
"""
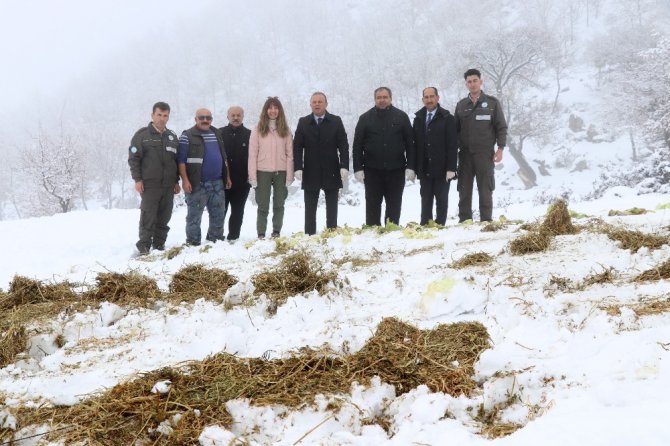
[541, 200, 577, 235]
[3, 276, 77, 310]
[0, 322, 27, 367]
[252, 252, 337, 312]
[26, 318, 490, 445]
[634, 259, 670, 282]
[605, 228, 669, 253]
[509, 231, 552, 255]
[169, 264, 238, 302]
[450, 252, 494, 269]
[90, 272, 162, 305]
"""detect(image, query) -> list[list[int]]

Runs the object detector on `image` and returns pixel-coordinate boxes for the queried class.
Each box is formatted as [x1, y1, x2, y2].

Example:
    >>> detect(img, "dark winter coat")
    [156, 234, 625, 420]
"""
[180, 125, 227, 192]
[128, 123, 179, 188]
[352, 105, 414, 172]
[454, 92, 507, 153]
[413, 104, 458, 180]
[293, 112, 349, 190]
[220, 124, 251, 190]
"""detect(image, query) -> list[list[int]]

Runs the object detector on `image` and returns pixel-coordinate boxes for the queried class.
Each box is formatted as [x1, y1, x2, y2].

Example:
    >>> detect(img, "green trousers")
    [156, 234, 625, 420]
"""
[255, 171, 288, 236]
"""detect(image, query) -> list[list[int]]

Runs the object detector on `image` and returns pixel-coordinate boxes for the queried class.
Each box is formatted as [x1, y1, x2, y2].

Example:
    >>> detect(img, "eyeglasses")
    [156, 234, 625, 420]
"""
[197, 115, 213, 121]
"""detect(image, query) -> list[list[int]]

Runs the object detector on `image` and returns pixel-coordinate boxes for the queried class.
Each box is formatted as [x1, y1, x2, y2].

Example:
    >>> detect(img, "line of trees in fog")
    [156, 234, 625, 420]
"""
[1, 0, 668, 218]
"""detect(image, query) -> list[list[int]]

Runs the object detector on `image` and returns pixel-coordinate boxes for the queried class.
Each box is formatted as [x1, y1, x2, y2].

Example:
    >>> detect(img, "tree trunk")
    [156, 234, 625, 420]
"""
[508, 140, 537, 189]
[629, 128, 637, 161]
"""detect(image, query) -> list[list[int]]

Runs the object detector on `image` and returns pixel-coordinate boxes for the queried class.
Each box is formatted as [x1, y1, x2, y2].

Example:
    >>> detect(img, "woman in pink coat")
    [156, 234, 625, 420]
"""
[248, 97, 294, 238]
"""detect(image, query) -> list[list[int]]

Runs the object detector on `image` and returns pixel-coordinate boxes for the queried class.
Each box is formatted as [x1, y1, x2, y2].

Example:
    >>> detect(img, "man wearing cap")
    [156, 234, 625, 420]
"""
[128, 101, 180, 255]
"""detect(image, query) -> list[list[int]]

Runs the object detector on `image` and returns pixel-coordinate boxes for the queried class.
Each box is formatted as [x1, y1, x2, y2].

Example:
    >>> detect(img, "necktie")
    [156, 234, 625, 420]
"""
[317, 117, 323, 125]
[426, 112, 433, 130]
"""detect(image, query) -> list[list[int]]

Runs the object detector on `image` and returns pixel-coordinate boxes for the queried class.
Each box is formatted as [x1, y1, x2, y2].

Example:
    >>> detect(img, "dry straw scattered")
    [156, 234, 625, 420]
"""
[634, 259, 670, 282]
[252, 251, 337, 313]
[0, 321, 27, 368]
[541, 199, 578, 236]
[3, 276, 77, 309]
[450, 252, 494, 269]
[169, 264, 238, 302]
[509, 231, 552, 255]
[579, 267, 617, 289]
[87, 272, 162, 306]
[604, 227, 669, 253]
[13, 318, 490, 445]
[509, 199, 577, 256]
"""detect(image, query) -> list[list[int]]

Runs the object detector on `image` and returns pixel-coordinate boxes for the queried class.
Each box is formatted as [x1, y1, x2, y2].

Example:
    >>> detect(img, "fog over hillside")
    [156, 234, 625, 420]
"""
[0, 0, 669, 218]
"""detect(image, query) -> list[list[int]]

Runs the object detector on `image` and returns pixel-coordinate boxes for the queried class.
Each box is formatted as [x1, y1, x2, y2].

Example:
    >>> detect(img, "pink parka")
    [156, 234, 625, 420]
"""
[248, 126, 294, 183]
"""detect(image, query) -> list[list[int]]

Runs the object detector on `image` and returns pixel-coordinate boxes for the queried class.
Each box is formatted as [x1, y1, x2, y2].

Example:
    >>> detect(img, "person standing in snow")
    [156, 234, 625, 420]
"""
[248, 97, 294, 239]
[293, 92, 349, 235]
[454, 68, 507, 222]
[413, 87, 458, 226]
[128, 101, 181, 255]
[352, 87, 415, 226]
[220, 106, 251, 241]
[178, 108, 232, 246]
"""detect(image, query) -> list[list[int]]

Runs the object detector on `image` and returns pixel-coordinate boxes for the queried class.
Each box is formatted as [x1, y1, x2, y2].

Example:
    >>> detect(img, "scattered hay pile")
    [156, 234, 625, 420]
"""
[0, 322, 27, 368]
[20, 318, 490, 445]
[509, 231, 552, 255]
[579, 267, 617, 289]
[601, 297, 670, 317]
[169, 265, 238, 302]
[605, 228, 669, 253]
[1, 276, 77, 310]
[634, 259, 670, 282]
[252, 252, 337, 312]
[450, 252, 494, 269]
[88, 272, 162, 305]
[509, 200, 578, 256]
[540, 199, 578, 236]
[481, 222, 504, 232]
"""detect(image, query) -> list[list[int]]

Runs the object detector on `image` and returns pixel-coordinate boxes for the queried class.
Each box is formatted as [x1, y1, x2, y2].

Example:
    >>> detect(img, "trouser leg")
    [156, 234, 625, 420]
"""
[205, 180, 225, 241]
[137, 187, 162, 251]
[304, 189, 319, 235]
[255, 172, 273, 236]
[324, 188, 338, 229]
[419, 177, 434, 225]
[226, 185, 250, 240]
[383, 168, 405, 225]
[473, 151, 495, 221]
[271, 171, 288, 234]
[364, 168, 384, 226]
[153, 186, 175, 248]
[458, 150, 475, 222]
[434, 176, 450, 226]
[185, 186, 207, 243]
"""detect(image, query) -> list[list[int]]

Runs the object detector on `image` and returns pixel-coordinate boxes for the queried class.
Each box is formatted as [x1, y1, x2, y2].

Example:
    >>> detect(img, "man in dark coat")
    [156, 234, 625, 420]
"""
[220, 106, 251, 241]
[352, 87, 415, 226]
[128, 101, 180, 255]
[293, 92, 349, 235]
[454, 68, 507, 222]
[413, 87, 458, 225]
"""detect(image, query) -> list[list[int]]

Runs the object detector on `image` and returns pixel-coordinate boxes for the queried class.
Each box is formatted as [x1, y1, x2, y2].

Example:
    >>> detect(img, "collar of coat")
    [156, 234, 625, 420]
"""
[188, 125, 219, 136]
[415, 104, 450, 118]
[304, 111, 331, 124]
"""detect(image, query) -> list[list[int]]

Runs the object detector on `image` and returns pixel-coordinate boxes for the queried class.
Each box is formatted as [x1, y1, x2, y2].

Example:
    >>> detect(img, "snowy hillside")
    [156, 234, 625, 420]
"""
[1, 179, 669, 444]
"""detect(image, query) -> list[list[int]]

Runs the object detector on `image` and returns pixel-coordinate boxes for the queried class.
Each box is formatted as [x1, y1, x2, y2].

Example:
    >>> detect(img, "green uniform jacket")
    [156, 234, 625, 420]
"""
[128, 123, 179, 188]
[454, 92, 507, 153]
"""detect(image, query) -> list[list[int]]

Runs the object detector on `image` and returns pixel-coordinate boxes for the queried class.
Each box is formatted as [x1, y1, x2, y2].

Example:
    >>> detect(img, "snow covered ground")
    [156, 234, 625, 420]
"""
[1, 165, 670, 445]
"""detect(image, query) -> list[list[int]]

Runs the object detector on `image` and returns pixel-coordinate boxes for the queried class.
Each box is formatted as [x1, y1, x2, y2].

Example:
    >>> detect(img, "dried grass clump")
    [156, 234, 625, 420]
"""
[23, 318, 489, 445]
[481, 222, 504, 232]
[634, 259, 670, 282]
[450, 252, 494, 269]
[579, 267, 618, 289]
[332, 255, 380, 269]
[2, 276, 77, 310]
[163, 246, 184, 260]
[541, 199, 577, 236]
[547, 275, 574, 292]
[252, 252, 337, 312]
[89, 272, 162, 305]
[168, 265, 238, 302]
[509, 231, 552, 255]
[632, 298, 670, 316]
[605, 228, 669, 253]
[0, 322, 27, 367]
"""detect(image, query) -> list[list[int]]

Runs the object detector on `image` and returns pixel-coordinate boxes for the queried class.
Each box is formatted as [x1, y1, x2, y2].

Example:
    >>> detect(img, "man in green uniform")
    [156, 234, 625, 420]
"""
[128, 102, 180, 255]
[454, 69, 507, 222]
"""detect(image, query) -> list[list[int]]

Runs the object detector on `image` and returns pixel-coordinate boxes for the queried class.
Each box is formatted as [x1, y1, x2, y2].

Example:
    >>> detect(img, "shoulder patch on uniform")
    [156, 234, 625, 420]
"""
[168, 134, 175, 141]
[130, 146, 138, 153]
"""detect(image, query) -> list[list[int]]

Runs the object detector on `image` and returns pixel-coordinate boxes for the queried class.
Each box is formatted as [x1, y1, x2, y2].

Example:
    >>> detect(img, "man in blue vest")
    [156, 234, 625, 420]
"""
[178, 108, 232, 246]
